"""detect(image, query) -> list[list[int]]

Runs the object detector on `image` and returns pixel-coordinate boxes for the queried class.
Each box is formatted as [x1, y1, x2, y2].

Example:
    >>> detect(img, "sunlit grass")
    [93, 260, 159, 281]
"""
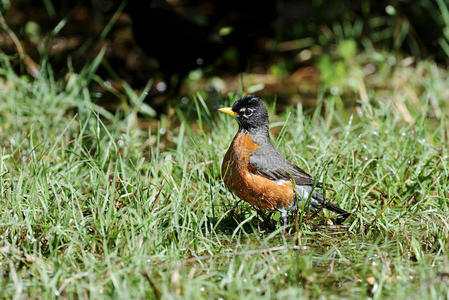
[0, 53, 448, 299]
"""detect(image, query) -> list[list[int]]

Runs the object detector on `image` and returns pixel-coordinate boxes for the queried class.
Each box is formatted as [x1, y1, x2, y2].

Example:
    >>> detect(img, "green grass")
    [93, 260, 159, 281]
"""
[0, 52, 448, 299]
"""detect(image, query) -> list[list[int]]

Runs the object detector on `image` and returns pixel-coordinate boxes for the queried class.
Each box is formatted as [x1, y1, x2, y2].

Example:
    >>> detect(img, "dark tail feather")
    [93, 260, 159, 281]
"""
[307, 188, 351, 219]
[323, 201, 351, 219]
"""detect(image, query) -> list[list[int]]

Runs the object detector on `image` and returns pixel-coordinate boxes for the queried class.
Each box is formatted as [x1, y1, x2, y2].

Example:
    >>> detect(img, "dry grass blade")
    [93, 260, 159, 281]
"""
[57, 272, 89, 295]
[370, 197, 396, 227]
[0, 12, 40, 78]
[142, 271, 162, 299]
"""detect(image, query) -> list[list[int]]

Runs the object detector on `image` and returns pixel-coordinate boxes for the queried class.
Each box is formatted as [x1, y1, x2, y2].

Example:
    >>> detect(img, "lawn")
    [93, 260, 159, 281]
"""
[0, 51, 448, 299]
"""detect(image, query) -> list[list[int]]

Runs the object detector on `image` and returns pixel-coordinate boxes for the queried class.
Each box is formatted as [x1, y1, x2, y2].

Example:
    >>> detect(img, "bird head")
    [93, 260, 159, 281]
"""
[218, 95, 269, 131]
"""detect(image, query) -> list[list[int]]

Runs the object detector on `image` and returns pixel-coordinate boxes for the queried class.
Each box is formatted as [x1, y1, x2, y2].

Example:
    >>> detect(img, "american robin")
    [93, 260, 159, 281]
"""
[219, 95, 350, 225]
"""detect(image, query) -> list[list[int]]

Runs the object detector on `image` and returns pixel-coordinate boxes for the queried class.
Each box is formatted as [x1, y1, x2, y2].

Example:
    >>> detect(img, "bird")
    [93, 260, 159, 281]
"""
[219, 95, 350, 226]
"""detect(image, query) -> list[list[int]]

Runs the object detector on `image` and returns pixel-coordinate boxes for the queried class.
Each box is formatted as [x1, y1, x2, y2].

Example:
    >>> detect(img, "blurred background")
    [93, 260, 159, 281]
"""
[1, 0, 449, 115]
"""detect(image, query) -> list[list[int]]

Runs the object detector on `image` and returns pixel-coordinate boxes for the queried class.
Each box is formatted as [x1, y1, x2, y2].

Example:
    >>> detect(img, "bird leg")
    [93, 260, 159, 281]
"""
[264, 212, 274, 230]
[280, 208, 288, 234]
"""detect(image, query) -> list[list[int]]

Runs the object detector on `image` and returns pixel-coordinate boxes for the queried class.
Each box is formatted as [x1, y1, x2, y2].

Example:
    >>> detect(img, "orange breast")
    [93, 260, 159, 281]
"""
[222, 132, 294, 211]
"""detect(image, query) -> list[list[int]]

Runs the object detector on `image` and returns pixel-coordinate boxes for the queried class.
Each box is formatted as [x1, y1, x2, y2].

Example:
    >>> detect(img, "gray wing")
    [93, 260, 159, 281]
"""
[249, 144, 321, 187]
[250, 144, 349, 216]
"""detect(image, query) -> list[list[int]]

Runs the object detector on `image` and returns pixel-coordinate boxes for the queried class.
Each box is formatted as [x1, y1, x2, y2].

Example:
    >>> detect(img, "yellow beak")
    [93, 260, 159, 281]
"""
[218, 107, 239, 117]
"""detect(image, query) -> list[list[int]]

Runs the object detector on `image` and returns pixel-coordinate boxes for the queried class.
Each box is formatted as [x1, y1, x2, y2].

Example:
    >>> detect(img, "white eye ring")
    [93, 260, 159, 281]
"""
[241, 107, 254, 118]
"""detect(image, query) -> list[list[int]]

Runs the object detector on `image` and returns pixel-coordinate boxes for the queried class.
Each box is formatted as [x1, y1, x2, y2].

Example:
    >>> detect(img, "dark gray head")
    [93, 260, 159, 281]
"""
[218, 95, 270, 143]
[230, 95, 269, 131]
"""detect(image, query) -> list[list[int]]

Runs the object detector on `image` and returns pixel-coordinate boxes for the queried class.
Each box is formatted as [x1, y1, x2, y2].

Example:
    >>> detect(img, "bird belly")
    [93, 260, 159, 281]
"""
[222, 133, 294, 211]
[242, 172, 295, 210]
[223, 163, 295, 210]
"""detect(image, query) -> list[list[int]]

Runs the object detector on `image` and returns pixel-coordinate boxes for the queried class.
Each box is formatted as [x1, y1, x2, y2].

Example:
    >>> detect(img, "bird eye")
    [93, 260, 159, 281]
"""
[241, 107, 254, 118]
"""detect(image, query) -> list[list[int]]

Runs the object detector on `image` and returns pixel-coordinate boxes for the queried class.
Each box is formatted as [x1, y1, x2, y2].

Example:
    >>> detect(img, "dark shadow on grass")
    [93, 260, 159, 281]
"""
[205, 209, 277, 235]
[205, 207, 353, 235]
